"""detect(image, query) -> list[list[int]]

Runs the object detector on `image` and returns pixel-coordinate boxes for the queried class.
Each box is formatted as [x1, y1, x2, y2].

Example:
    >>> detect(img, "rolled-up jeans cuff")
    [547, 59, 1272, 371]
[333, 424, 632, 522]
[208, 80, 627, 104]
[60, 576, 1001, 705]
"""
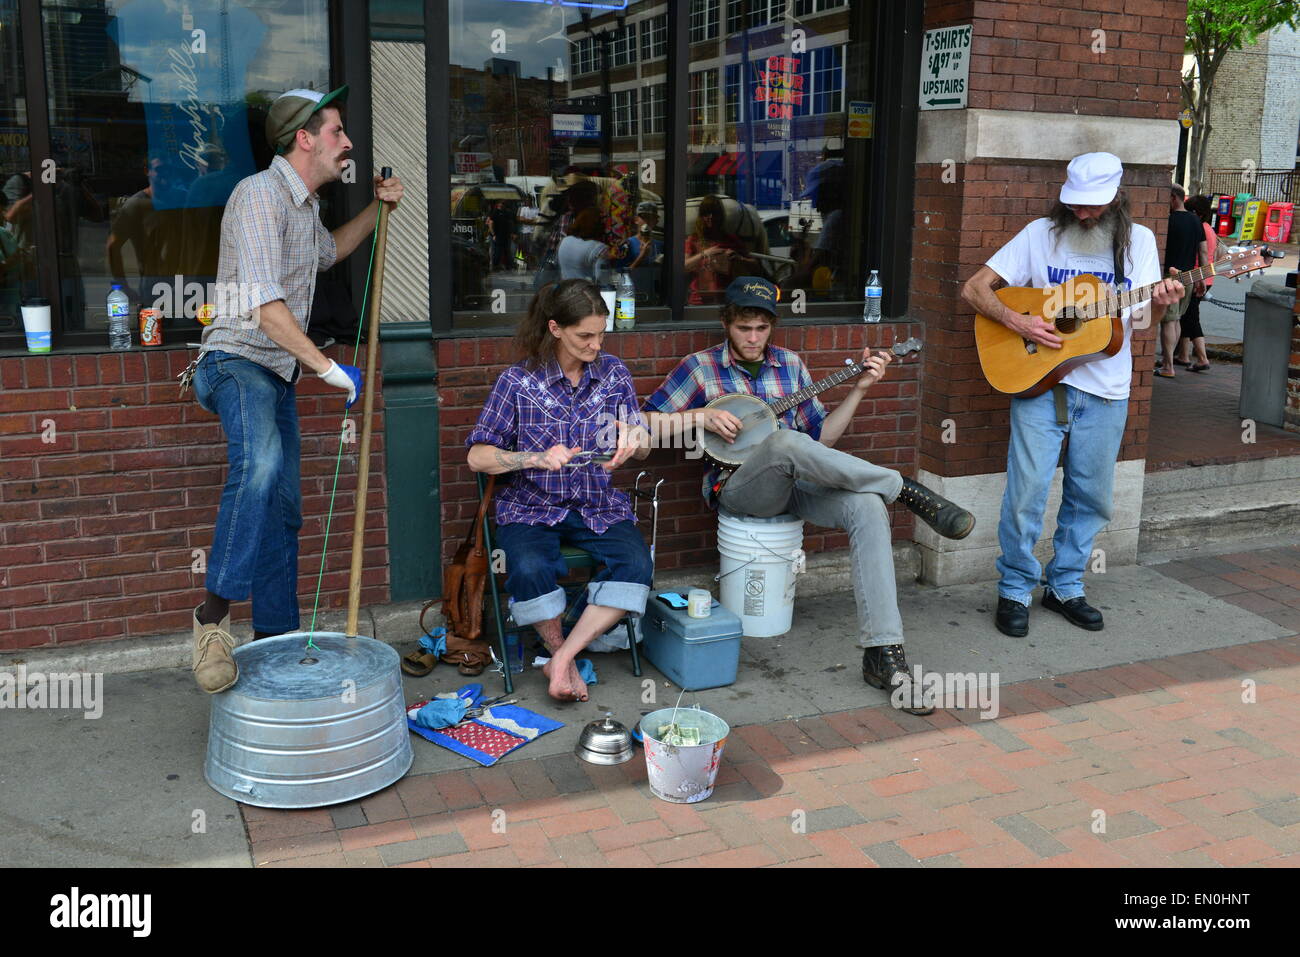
[587, 580, 650, 615]
[509, 587, 566, 626]
[999, 591, 1032, 608]
[1047, 586, 1085, 603]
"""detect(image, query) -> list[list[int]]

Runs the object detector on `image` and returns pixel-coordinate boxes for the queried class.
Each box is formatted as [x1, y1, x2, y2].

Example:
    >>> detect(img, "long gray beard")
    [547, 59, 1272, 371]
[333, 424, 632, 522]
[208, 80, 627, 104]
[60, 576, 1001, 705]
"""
[1056, 217, 1117, 259]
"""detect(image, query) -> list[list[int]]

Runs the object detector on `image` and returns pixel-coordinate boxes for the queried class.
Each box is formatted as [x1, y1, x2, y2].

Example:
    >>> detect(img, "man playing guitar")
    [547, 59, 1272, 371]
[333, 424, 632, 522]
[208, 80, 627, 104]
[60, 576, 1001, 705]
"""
[961, 152, 1185, 638]
[643, 276, 975, 714]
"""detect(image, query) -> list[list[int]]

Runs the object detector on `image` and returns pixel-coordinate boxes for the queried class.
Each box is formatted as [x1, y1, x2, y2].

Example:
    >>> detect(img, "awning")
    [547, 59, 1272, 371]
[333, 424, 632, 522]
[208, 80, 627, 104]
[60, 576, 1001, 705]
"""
[706, 153, 743, 176]
[687, 152, 718, 176]
[476, 185, 523, 201]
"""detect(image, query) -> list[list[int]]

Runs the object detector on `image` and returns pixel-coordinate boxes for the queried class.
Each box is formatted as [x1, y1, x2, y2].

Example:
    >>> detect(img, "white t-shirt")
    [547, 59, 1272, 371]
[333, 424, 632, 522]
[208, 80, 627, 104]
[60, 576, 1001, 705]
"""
[985, 217, 1160, 400]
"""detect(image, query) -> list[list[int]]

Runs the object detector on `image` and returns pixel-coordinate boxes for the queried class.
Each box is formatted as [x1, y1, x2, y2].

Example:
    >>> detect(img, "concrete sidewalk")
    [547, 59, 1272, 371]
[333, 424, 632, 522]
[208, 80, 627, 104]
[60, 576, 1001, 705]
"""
[2, 540, 1298, 867]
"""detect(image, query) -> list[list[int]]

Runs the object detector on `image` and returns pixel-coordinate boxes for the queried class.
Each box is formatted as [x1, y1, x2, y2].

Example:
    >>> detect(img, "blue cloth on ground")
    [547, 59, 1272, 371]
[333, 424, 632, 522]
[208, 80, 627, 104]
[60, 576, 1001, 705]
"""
[418, 628, 448, 657]
[409, 682, 480, 730]
[576, 658, 598, 686]
[406, 683, 563, 767]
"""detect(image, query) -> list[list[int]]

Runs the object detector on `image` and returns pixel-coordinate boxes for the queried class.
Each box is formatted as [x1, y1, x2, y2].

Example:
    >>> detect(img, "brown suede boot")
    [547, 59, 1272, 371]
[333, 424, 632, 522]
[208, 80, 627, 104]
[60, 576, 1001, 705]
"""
[193, 605, 238, 693]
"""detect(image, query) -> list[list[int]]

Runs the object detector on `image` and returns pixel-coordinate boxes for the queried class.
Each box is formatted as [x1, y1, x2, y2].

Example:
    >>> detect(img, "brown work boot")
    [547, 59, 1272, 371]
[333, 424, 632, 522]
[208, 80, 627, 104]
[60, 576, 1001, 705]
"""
[192, 605, 238, 693]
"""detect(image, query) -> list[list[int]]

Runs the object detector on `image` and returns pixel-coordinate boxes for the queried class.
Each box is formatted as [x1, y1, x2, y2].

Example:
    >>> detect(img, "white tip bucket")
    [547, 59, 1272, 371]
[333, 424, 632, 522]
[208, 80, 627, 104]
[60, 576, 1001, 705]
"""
[716, 508, 804, 638]
[640, 707, 730, 803]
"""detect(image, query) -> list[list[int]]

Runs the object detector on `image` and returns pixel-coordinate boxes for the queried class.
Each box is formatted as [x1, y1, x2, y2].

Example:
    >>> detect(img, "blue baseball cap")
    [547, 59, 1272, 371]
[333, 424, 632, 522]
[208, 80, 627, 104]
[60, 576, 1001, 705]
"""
[724, 276, 778, 314]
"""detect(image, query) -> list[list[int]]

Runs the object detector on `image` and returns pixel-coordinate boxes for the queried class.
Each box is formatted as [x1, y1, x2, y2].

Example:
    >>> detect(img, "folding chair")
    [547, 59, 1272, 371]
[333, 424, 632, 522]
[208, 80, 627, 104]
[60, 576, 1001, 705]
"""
[478, 470, 663, 694]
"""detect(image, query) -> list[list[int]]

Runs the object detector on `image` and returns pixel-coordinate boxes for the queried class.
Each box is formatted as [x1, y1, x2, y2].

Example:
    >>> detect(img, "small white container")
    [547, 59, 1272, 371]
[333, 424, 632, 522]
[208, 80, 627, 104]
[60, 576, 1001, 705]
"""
[687, 588, 711, 618]
[20, 298, 51, 353]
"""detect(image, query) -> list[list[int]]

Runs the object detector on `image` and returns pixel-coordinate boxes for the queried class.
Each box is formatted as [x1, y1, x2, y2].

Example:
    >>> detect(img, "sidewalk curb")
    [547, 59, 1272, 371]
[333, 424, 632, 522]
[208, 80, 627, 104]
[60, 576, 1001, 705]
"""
[0, 546, 921, 678]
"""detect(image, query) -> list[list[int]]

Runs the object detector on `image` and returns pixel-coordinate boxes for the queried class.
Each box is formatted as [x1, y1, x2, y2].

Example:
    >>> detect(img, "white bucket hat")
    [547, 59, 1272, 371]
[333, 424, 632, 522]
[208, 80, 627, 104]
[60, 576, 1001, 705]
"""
[1060, 152, 1123, 206]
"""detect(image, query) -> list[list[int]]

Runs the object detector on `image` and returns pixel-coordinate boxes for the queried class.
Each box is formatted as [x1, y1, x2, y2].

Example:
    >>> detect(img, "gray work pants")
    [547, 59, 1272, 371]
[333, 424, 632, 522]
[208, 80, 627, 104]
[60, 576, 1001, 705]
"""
[717, 429, 906, 648]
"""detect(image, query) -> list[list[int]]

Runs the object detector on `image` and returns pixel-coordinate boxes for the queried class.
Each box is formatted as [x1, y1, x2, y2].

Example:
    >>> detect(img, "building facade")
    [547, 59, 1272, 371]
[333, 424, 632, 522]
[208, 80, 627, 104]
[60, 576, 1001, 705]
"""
[0, 0, 1187, 650]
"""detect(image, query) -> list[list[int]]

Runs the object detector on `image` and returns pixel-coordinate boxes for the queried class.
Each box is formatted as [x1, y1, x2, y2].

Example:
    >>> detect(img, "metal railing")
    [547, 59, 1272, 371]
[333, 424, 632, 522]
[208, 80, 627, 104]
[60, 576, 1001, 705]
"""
[1204, 168, 1297, 205]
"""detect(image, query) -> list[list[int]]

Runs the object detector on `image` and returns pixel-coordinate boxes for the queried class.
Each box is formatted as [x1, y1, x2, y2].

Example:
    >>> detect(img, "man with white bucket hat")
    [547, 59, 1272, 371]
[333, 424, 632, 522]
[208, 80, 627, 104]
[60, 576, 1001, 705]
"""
[962, 152, 1185, 638]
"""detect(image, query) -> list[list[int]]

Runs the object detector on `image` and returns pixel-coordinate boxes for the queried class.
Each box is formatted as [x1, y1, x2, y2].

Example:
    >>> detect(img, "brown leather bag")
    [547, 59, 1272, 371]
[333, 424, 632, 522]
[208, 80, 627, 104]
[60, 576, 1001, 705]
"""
[439, 476, 495, 641]
[439, 630, 493, 674]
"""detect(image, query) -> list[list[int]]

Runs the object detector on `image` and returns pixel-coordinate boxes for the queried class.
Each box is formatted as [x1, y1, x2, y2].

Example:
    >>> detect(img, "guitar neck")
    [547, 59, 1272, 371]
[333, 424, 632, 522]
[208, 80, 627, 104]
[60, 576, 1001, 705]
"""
[769, 363, 865, 417]
[1095, 263, 1215, 317]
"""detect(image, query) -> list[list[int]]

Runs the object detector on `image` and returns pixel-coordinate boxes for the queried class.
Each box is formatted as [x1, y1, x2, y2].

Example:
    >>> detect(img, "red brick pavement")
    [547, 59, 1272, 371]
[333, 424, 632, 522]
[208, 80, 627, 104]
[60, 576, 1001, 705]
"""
[244, 547, 1300, 868]
[1146, 361, 1300, 472]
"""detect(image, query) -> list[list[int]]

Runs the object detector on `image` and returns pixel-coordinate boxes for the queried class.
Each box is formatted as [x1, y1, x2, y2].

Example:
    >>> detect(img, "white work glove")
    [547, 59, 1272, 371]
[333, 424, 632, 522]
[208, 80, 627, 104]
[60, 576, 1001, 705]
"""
[319, 360, 362, 409]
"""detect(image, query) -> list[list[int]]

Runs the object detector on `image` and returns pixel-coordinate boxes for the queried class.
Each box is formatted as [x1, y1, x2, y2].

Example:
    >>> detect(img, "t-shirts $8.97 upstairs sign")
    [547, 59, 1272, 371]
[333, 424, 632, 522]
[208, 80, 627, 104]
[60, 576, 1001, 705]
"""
[920, 25, 971, 110]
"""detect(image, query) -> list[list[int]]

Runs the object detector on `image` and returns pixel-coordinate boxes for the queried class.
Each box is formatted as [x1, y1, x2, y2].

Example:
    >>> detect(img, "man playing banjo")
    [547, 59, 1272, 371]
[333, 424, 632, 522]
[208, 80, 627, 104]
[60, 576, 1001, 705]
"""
[643, 277, 975, 714]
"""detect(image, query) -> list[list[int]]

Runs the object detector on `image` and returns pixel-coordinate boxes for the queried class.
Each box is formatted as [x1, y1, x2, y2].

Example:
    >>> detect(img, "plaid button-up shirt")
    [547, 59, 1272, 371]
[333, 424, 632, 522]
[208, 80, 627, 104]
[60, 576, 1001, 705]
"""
[199, 155, 338, 382]
[643, 342, 826, 504]
[467, 353, 648, 533]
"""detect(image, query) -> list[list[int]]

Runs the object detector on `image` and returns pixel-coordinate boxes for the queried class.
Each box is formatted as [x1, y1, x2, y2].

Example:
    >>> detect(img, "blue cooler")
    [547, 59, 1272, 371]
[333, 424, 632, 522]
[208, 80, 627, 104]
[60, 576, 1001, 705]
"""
[641, 594, 743, 691]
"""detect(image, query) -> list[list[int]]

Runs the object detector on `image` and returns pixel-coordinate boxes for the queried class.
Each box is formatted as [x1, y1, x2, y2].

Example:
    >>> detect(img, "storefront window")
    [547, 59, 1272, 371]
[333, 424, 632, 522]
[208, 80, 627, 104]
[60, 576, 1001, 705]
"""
[20, 0, 329, 341]
[442, 0, 875, 328]
[683, 0, 872, 312]
[449, 0, 669, 327]
[0, 0, 31, 334]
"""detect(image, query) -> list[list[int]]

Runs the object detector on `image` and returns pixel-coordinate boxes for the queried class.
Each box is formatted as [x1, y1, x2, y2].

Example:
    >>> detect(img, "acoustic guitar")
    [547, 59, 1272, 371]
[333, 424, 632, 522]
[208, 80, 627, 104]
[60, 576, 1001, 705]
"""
[974, 245, 1278, 397]
[697, 337, 923, 470]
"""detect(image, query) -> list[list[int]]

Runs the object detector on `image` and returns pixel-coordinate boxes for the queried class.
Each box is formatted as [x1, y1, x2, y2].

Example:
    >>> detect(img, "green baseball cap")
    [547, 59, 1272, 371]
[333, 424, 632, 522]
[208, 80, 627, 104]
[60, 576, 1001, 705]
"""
[266, 85, 349, 154]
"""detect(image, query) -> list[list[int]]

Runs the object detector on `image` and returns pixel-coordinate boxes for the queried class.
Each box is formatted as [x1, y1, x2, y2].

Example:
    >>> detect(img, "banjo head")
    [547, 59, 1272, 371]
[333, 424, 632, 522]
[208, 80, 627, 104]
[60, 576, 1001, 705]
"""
[698, 393, 778, 468]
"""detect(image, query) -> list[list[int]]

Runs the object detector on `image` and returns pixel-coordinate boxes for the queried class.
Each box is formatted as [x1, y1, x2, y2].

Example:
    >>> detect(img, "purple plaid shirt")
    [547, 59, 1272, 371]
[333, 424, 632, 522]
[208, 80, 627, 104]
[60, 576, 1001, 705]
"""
[467, 353, 647, 532]
[643, 342, 826, 503]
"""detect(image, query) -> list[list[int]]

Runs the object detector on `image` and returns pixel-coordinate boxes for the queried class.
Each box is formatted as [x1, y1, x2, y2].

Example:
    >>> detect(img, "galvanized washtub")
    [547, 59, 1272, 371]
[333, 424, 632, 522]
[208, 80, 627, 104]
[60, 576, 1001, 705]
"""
[205, 633, 413, 809]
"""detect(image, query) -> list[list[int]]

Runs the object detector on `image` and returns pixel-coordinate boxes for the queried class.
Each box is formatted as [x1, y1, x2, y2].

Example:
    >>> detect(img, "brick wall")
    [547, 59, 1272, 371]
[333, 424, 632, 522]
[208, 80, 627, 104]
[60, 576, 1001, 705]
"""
[1203, 30, 1268, 173]
[1259, 25, 1300, 170]
[915, 0, 1186, 479]
[0, 347, 389, 651]
[435, 322, 921, 573]
[931, 0, 1187, 118]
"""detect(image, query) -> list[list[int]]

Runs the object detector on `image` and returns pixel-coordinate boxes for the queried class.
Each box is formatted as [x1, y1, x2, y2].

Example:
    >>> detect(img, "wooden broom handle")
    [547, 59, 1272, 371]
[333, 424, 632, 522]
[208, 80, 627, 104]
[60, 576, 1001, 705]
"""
[346, 166, 393, 637]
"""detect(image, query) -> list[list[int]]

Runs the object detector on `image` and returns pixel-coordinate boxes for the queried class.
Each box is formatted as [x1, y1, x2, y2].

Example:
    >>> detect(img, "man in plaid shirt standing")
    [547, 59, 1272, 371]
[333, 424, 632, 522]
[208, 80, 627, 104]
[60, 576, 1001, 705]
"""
[644, 277, 974, 714]
[187, 86, 404, 693]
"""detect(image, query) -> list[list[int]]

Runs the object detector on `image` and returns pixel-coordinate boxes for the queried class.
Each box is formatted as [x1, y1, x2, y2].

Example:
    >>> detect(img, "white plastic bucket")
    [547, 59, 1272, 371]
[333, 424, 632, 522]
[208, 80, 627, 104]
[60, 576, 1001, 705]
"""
[716, 508, 804, 638]
[640, 707, 730, 804]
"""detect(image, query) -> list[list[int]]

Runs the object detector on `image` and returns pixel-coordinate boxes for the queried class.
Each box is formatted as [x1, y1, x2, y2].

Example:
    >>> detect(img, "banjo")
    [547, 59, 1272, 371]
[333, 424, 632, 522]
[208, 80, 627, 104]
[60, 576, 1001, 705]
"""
[697, 337, 923, 469]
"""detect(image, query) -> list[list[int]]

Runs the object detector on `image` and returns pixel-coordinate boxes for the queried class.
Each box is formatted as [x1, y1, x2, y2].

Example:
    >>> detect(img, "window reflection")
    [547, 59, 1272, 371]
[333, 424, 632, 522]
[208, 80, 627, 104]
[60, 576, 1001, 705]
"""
[40, 0, 328, 334]
[686, 0, 866, 312]
[0, 0, 32, 330]
[450, 0, 668, 326]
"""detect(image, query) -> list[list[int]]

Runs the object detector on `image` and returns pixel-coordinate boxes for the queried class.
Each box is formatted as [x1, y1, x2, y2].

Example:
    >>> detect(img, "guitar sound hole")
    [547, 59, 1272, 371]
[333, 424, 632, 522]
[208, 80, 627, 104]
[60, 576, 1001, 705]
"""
[1056, 309, 1078, 335]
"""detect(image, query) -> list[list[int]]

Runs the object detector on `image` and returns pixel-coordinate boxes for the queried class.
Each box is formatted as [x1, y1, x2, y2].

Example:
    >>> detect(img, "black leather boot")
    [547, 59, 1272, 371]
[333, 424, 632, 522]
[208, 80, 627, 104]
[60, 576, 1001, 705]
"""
[896, 478, 975, 540]
[995, 597, 1029, 637]
[862, 644, 934, 715]
[1041, 591, 1104, 631]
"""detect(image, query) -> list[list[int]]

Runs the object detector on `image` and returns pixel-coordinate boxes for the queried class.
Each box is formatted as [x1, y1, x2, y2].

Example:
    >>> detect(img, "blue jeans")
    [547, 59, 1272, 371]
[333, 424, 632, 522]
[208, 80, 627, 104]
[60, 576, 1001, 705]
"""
[997, 385, 1128, 606]
[193, 351, 303, 633]
[495, 512, 652, 626]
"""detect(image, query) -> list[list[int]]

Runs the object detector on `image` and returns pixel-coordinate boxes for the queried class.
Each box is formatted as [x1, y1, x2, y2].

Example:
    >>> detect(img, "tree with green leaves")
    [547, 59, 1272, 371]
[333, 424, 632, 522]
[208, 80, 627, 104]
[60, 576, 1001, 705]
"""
[1182, 0, 1300, 193]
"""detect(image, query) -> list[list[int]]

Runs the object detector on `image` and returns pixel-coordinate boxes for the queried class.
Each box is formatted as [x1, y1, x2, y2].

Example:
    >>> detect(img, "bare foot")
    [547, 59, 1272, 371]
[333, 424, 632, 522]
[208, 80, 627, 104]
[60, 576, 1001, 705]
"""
[545, 656, 588, 702]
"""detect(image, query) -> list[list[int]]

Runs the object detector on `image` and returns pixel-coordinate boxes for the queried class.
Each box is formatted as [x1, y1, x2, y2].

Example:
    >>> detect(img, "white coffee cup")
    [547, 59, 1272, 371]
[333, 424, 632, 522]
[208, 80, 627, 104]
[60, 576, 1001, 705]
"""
[20, 298, 51, 353]
[600, 289, 615, 331]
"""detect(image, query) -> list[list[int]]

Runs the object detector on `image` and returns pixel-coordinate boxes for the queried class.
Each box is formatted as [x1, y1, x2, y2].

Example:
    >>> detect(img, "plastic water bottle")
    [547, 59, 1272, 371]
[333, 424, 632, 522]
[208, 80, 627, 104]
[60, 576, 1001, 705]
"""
[863, 270, 882, 323]
[615, 270, 636, 330]
[107, 283, 131, 350]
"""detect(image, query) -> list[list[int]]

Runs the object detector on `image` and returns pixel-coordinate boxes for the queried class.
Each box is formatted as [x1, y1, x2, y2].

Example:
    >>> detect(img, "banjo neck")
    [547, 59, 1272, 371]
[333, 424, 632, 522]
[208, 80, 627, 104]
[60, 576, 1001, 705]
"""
[766, 337, 924, 417]
[768, 362, 867, 418]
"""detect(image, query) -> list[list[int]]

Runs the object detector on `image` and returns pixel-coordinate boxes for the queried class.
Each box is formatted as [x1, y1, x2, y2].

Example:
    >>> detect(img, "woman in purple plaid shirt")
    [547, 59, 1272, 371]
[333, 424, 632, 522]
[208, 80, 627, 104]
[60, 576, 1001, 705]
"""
[467, 280, 651, 702]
